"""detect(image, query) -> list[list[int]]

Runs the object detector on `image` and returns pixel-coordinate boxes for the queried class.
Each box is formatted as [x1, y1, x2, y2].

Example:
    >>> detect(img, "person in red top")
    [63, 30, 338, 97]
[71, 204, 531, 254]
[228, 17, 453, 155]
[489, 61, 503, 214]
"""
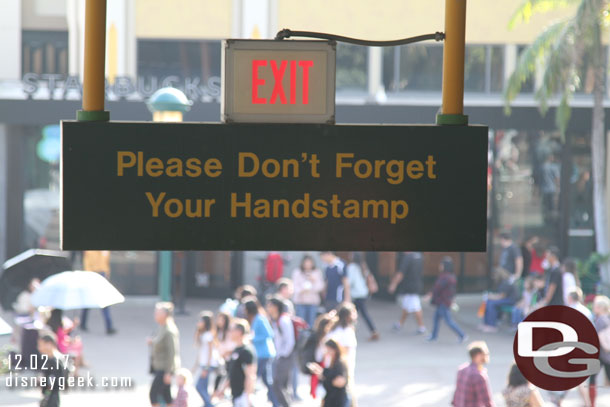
[452, 341, 494, 407]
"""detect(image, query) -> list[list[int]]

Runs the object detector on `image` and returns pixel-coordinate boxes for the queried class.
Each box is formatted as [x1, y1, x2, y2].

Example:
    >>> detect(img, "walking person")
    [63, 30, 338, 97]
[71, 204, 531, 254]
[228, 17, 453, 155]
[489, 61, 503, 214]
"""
[589, 295, 610, 407]
[214, 319, 256, 407]
[388, 251, 426, 334]
[426, 257, 467, 343]
[292, 255, 325, 328]
[147, 302, 181, 407]
[37, 333, 66, 407]
[309, 313, 336, 399]
[174, 368, 193, 407]
[194, 311, 220, 407]
[321, 252, 351, 312]
[536, 247, 564, 308]
[213, 312, 233, 398]
[346, 252, 379, 341]
[306, 339, 349, 407]
[243, 298, 278, 407]
[80, 250, 117, 334]
[452, 341, 494, 407]
[502, 363, 544, 407]
[329, 303, 358, 406]
[276, 278, 295, 315]
[267, 297, 296, 407]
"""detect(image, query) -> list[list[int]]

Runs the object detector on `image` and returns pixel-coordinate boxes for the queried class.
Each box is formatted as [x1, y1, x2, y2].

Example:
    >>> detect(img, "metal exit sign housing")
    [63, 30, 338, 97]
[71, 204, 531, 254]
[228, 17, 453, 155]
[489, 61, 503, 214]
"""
[221, 39, 336, 124]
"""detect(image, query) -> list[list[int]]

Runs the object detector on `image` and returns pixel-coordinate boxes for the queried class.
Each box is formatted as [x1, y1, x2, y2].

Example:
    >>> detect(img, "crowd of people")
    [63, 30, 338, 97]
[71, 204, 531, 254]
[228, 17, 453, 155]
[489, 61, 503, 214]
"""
[6, 247, 610, 407]
[471, 232, 610, 407]
[146, 251, 373, 407]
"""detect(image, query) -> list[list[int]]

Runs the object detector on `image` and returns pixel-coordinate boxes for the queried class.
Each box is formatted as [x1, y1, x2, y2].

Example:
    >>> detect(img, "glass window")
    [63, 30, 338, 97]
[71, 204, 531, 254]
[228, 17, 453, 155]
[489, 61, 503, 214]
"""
[382, 44, 444, 92]
[336, 43, 368, 91]
[489, 46, 504, 93]
[137, 39, 221, 81]
[464, 46, 486, 92]
[516, 45, 535, 93]
[22, 30, 68, 75]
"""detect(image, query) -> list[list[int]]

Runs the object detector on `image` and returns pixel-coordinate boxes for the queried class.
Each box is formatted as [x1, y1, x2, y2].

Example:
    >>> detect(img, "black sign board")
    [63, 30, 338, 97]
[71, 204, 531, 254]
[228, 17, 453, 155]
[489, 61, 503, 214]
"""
[61, 121, 488, 251]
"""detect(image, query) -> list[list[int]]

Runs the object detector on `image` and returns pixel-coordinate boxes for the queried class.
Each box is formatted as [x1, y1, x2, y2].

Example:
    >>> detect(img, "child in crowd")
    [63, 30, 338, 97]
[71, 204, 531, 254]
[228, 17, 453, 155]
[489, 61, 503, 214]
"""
[175, 368, 193, 407]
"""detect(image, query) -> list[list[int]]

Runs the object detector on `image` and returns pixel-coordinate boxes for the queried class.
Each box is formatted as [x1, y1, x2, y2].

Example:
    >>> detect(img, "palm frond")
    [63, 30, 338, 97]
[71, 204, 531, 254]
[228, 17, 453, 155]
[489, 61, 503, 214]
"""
[535, 22, 577, 114]
[509, 0, 579, 29]
[504, 19, 570, 112]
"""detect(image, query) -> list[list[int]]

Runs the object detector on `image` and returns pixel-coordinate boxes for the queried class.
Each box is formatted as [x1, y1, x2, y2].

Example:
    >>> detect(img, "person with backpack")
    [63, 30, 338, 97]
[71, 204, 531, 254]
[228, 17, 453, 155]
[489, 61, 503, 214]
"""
[267, 296, 296, 407]
[243, 298, 279, 407]
[346, 252, 380, 341]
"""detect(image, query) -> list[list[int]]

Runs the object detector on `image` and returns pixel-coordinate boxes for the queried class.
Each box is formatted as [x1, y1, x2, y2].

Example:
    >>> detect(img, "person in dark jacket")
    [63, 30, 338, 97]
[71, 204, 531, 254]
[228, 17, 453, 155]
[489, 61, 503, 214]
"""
[388, 252, 426, 334]
[426, 257, 467, 343]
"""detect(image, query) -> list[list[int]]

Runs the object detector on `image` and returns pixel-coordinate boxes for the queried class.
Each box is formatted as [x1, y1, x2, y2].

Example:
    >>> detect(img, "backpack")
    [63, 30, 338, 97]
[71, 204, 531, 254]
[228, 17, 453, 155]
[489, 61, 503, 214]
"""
[265, 252, 284, 283]
[290, 314, 309, 342]
[278, 314, 309, 349]
[296, 329, 317, 374]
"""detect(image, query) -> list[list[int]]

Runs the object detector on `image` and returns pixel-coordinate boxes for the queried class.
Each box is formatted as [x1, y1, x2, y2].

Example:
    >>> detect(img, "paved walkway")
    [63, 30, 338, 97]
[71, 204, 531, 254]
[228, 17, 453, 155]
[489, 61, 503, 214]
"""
[1, 295, 609, 406]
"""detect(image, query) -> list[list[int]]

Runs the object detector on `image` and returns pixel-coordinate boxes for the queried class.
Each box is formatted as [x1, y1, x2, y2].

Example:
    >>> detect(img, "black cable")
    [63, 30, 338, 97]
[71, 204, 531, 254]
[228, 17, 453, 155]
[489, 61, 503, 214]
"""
[274, 29, 445, 46]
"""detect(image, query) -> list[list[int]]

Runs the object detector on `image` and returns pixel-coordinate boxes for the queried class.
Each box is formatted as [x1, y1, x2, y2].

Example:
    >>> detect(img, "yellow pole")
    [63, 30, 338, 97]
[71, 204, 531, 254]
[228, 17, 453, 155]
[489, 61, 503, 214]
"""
[78, 0, 109, 121]
[437, 0, 468, 125]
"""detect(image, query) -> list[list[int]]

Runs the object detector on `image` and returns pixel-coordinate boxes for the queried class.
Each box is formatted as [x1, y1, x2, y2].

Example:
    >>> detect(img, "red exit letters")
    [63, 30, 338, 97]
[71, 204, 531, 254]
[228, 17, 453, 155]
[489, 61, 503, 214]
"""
[252, 60, 314, 105]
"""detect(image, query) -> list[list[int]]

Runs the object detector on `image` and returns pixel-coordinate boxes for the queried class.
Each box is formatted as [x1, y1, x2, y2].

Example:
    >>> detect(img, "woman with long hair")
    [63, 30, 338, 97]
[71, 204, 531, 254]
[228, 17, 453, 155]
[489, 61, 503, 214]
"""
[46, 308, 84, 371]
[307, 339, 348, 407]
[502, 363, 544, 407]
[292, 254, 325, 328]
[244, 297, 278, 407]
[346, 252, 379, 341]
[309, 312, 336, 399]
[266, 297, 295, 407]
[212, 311, 233, 396]
[194, 311, 220, 407]
[328, 302, 357, 405]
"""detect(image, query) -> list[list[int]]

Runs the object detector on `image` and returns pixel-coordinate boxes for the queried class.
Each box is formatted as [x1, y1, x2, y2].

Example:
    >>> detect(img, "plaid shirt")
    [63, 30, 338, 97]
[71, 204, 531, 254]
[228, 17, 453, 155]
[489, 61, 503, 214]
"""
[431, 272, 456, 307]
[452, 363, 494, 407]
[175, 385, 188, 407]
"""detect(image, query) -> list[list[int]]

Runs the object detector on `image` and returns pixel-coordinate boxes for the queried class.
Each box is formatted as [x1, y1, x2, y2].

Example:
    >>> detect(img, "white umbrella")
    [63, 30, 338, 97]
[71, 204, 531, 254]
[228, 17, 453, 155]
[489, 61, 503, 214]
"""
[31, 271, 125, 310]
[0, 316, 12, 336]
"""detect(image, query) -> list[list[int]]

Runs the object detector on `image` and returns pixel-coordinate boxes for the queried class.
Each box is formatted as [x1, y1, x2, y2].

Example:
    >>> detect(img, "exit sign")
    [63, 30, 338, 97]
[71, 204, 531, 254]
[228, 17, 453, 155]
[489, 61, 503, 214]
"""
[222, 40, 336, 123]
